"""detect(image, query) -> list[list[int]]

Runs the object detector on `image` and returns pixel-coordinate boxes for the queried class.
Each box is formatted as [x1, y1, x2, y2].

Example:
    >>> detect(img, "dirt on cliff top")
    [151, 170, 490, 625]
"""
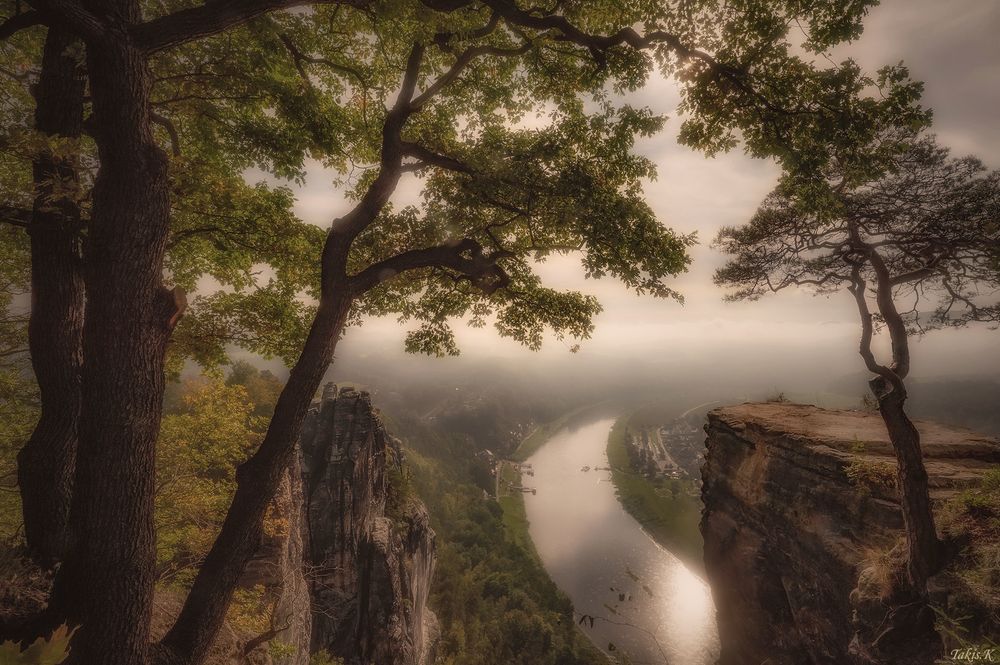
[713, 402, 1000, 460]
[711, 402, 1000, 493]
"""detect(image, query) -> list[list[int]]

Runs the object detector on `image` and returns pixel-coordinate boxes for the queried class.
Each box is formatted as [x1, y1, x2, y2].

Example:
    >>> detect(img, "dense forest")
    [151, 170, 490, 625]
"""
[391, 411, 605, 665]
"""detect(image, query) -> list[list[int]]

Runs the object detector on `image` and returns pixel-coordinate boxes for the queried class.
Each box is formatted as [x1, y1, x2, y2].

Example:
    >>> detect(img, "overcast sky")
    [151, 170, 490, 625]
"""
[286, 0, 1000, 384]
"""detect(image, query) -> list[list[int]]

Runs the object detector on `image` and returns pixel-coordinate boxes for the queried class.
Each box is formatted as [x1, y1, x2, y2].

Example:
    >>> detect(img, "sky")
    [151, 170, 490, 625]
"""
[280, 0, 1000, 387]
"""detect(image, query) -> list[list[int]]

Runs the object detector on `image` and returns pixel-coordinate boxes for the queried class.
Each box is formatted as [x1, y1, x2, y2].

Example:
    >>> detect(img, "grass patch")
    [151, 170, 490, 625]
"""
[606, 414, 704, 572]
[926, 467, 1000, 652]
[942, 469, 1000, 606]
[497, 462, 542, 562]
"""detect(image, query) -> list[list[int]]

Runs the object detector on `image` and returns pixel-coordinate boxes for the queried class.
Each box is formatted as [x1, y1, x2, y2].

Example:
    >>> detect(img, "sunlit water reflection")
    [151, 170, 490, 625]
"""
[523, 418, 719, 665]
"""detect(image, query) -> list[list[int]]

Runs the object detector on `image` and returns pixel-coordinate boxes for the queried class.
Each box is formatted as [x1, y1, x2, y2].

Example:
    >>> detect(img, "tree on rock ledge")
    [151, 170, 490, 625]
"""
[715, 131, 1000, 655]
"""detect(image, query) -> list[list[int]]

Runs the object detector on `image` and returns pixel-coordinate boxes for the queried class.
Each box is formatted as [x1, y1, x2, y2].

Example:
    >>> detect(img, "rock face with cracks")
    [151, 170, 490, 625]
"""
[151, 384, 438, 665]
[299, 384, 438, 665]
[701, 402, 1000, 665]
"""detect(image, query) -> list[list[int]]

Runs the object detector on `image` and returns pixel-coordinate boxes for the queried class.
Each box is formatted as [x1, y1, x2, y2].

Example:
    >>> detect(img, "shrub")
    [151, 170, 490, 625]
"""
[845, 458, 897, 494]
[0, 625, 74, 665]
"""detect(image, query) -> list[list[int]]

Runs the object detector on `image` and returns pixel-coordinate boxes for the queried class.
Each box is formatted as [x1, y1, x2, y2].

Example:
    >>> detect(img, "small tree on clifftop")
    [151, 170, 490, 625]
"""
[715, 132, 1000, 652]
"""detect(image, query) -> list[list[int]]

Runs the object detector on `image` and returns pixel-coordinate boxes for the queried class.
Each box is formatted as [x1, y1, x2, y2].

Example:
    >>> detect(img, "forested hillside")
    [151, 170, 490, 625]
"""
[384, 409, 607, 665]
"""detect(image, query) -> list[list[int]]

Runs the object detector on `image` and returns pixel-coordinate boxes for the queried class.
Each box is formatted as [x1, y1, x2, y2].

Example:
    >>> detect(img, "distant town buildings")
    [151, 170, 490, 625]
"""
[624, 413, 706, 483]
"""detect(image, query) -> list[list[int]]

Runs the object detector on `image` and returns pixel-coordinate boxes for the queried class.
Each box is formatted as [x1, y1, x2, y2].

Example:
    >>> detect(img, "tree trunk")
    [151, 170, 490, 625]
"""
[47, 4, 178, 663]
[871, 378, 941, 592]
[17, 26, 86, 568]
[156, 284, 352, 665]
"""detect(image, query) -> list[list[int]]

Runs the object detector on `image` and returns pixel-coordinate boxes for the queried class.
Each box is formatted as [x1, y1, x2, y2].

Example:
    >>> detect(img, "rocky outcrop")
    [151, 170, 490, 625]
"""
[701, 402, 1000, 665]
[151, 385, 437, 665]
[299, 384, 438, 665]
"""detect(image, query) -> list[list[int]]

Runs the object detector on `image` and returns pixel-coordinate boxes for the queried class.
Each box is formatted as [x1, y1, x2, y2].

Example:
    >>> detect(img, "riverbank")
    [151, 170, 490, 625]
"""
[499, 428, 609, 664]
[606, 413, 704, 573]
[512, 400, 623, 462]
[497, 460, 542, 561]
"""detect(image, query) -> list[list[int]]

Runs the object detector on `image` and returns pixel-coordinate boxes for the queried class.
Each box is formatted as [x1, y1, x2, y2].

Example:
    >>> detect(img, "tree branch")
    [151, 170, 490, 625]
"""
[277, 32, 367, 88]
[240, 616, 291, 660]
[150, 112, 181, 157]
[0, 205, 32, 228]
[865, 245, 912, 380]
[476, 0, 773, 108]
[327, 43, 423, 245]
[410, 41, 532, 109]
[847, 260, 902, 394]
[889, 253, 947, 286]
[400, 141, 474, 174]
[24, 0, 105, 42]
[349, 237, 512, 295]
[132, 0, 371, 54]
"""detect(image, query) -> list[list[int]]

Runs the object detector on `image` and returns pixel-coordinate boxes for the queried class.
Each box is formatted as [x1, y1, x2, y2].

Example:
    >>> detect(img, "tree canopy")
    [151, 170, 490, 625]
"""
[0, 0, 932, 367]
[715, 133, 1000, 331]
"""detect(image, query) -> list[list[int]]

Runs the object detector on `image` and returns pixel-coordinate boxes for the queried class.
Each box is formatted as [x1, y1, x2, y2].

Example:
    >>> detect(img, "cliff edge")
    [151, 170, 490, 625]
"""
[701, 402, 999, 665]
[300, 384, 438, 665]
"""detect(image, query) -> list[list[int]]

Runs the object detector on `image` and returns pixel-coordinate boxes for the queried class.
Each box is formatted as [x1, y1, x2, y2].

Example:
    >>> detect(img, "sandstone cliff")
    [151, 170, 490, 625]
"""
[300, 384, 438, 665]
[701, 402, 999, 665]
[150, 385, 438, 665]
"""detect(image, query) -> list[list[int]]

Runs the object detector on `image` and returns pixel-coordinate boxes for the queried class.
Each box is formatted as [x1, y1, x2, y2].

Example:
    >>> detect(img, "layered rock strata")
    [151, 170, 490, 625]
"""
[701, 402, 999, 665]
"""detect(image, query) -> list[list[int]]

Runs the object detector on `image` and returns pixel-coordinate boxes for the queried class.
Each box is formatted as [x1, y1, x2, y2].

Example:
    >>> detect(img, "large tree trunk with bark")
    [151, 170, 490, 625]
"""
[156, 283, 352, 665]
[871, 378, 941, 591]
[17, 26, 86, 568]
[46, 3, 179, 663]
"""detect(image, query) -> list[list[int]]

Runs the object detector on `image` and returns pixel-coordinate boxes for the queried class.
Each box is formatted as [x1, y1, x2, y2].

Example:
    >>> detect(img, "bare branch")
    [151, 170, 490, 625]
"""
[888, 253, 947, 286]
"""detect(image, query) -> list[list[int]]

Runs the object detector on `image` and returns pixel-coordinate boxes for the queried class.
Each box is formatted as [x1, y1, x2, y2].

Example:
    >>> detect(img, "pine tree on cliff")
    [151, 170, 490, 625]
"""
[715, 131, 1000, 640]
[1, 1, 927, 663]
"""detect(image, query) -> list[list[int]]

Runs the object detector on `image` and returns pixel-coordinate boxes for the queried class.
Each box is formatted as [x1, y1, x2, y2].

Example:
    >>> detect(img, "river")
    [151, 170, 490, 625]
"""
[522, 416, 720, 665]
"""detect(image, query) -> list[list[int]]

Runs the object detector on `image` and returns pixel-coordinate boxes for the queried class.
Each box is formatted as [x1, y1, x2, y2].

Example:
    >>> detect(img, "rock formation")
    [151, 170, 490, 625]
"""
[299, 384, 438, 665]
[701, 402, 1000, 665]
[153, 385, 438, 665]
